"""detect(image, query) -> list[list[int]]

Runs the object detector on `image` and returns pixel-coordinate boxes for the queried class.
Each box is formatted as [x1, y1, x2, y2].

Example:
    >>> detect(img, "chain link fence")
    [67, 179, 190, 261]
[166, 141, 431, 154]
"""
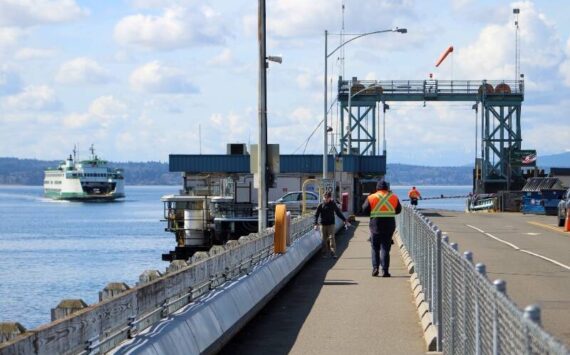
[397, 206, 569, 355]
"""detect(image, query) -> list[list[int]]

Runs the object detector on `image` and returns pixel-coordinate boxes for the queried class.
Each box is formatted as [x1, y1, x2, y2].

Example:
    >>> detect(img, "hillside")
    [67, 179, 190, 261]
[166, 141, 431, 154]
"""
[537, 151, 570, 168]
[1, 152, 568, 186]
[0, 158, 179, 186]
[385, 163, 472, 185]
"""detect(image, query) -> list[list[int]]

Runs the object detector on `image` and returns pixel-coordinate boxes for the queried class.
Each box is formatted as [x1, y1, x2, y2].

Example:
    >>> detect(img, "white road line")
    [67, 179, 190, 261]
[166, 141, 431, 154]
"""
[467, 224, 520, 250]
[466, 224, 570, 271]
[467, 224, 485, 233]
[520, 250, 570, 271]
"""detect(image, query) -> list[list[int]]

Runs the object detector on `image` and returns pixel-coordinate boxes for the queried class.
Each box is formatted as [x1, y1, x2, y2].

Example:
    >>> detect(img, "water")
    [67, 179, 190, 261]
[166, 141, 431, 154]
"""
[0, 184, 471, 329]
[391, 185, 471, 211]
[0, 185, 177, 329]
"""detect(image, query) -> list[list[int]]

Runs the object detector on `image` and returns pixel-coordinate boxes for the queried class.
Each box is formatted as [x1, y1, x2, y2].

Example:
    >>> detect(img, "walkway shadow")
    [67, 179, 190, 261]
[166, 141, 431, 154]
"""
[219, 221, 358, 355]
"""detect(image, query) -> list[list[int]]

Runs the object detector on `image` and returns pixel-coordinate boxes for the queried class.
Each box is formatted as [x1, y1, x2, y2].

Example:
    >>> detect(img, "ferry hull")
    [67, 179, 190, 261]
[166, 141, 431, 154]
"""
[44, 189, 125, 201]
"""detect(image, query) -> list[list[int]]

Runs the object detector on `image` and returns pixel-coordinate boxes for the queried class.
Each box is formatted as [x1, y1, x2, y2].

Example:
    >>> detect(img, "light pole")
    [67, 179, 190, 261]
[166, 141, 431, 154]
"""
[323, 27, 407, 179]
[258, 0, 267, 233]
[257, 0, 282, 233]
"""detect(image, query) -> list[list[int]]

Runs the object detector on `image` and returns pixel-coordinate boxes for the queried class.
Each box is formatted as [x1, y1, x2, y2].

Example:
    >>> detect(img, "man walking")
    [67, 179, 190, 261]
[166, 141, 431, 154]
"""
[362, 180, 402, 277]
[314, 191, 349, 258]
[408, 186, 422, 207]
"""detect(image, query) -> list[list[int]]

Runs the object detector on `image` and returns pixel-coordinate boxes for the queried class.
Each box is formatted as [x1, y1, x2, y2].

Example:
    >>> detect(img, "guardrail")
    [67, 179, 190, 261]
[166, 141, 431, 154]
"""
[397, 207, 568, 354]
[339, 79, 524, 96]
[0, 216, 315, 355]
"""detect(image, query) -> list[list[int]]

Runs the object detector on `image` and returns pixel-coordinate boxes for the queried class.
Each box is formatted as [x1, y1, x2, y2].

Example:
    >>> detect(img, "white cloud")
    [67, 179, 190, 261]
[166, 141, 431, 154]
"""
[14, 47, 56, 60]
[0, 66, 22, 95]
[0, 0, 87, 28]
[559, 38, 570, 86]
[454, 1, 563, 82]
[89, 96, 128, 120]
[129, 61, 198, 94]
[114, 6, 227, 50]
[0, 27, 24, 47]
[62, 112, 89, 129]
[208, 48, 234, 66]
[128, 0, 193, 9]
[207, 111, 255, 149]
[63, 96, 128, 129]
[1, 85, 61, 111]
[295, 69, 320, 90]
[55, 57, 112, 85]
[243, 0, 415, 39]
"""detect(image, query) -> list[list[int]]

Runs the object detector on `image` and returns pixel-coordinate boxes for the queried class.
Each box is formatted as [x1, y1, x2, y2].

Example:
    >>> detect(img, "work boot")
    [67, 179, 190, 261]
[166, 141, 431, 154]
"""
[372, 268, 379, 277]
[382, 271, 391, 278]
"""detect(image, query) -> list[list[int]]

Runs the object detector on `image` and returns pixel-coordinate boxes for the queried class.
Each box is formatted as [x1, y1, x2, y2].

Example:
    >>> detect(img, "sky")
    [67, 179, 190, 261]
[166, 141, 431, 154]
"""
[0, 0, 569, 166]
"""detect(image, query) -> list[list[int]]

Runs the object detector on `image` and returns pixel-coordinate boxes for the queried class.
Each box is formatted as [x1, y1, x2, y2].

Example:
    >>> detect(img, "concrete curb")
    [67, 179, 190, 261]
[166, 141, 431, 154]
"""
[394, 232, 438, 352]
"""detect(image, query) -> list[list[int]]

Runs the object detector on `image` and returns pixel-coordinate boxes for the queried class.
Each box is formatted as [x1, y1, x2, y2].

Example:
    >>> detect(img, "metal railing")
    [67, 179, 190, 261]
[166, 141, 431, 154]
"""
[0, 216, 315, 355]
[339, 79, 524, 96]
[397, 207, 568, 354]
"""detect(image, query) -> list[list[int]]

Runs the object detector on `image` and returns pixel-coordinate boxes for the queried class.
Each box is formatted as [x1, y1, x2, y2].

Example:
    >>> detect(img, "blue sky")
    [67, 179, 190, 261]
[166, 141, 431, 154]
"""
[1, 0, 569, 166]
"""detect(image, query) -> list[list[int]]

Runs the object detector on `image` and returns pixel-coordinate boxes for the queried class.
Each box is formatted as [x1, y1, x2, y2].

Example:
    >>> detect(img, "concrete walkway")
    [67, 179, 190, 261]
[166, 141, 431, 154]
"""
[220, 217, 426, 355]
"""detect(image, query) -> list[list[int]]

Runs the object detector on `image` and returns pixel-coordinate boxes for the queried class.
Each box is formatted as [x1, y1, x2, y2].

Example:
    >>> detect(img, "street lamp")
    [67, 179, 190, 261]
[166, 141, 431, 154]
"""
[323, 27, 407, 179]
[257, 0, 282, 232]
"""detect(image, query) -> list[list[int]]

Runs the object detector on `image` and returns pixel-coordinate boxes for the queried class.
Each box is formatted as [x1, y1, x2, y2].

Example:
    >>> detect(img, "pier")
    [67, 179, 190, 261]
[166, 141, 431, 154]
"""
[1, 207, 568, 354]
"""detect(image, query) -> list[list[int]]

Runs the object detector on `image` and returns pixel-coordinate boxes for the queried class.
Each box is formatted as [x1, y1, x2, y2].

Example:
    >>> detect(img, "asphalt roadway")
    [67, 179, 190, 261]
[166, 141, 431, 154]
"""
[421, 209, 570, 347]
[220, 217, 426, 355]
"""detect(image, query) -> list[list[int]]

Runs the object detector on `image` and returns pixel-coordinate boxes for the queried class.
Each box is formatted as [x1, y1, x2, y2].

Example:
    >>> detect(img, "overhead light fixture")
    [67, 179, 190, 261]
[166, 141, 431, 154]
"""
[267, 55, 283, 64]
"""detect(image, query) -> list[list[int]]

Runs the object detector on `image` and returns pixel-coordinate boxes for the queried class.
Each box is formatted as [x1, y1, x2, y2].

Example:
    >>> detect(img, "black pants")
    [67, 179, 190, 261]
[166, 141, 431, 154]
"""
[410, 198, 418, 206]
[371, 231, 394, 272]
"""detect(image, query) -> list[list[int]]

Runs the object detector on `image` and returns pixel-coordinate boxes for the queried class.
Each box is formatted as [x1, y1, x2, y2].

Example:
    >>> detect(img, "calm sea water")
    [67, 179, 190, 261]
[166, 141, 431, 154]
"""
[0, 184, 470, 329]
[0, 185, 177, 328]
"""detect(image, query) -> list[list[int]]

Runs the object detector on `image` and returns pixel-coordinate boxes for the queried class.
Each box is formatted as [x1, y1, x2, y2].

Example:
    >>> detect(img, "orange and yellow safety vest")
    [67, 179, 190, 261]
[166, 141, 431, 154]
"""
[408, 189, 421, 199]
[368, 190, 399, 218]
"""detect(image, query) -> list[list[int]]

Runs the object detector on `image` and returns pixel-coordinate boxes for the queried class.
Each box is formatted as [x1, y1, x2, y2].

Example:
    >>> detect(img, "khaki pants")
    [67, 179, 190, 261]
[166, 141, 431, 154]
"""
[321, 224, 336, 254]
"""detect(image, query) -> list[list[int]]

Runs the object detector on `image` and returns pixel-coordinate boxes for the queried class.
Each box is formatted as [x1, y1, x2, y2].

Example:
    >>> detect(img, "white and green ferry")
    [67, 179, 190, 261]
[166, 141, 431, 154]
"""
[43, 146, 125, 201]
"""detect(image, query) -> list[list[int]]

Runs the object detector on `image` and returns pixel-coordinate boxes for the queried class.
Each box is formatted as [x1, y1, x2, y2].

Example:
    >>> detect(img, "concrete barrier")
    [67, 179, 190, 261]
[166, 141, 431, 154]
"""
[395, 232, 438, 352]
[0, 215, 315, 355]
[110, 229, 321, 355]
[0, 324, 25, 343]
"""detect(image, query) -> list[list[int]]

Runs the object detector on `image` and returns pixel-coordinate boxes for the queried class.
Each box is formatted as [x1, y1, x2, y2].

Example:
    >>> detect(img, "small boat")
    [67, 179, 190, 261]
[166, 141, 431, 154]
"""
[43, 145, 125, 201]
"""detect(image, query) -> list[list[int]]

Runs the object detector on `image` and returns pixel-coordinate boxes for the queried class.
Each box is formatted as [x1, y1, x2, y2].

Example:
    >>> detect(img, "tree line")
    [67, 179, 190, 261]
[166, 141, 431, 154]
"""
[0, 157, 475, 186]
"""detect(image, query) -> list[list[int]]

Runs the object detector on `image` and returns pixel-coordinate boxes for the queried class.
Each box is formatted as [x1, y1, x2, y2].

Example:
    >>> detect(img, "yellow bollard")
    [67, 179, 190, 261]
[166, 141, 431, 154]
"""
[565, 209, 570, 232]
[274, 204, 287, 253]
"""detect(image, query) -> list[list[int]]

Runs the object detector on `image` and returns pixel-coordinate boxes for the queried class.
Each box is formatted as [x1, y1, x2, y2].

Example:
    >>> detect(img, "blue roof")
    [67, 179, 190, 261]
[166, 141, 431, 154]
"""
[169, 154, 386, 174]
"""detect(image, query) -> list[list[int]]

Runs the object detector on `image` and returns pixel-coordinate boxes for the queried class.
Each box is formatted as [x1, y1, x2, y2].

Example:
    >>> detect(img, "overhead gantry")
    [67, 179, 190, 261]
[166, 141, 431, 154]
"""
[336, 77, 526, 193]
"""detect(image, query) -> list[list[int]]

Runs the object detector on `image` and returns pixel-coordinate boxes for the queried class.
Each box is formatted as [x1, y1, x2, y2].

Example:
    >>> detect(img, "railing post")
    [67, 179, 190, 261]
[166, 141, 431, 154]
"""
[524, 305, 541, 326]
[461, 251, 473, 353]
[435, 229, 443, 351]
[475, 263, 486, 277]
[524, 304, 541, 355]
[475, 263, 486, 355]
[493, 279, 507, 355]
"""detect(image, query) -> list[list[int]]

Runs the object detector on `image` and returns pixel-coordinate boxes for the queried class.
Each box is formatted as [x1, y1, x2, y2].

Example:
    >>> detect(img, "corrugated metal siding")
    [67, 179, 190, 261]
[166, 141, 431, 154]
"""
[169, 155, 249, 173]
[280, 155, 327, 173]
[169, 154, 386, 174]
[359, 156, 386, 173]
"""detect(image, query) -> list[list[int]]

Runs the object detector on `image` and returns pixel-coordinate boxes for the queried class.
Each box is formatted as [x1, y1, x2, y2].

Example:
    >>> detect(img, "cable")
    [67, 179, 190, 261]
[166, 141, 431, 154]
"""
[291, 119, 324, 154]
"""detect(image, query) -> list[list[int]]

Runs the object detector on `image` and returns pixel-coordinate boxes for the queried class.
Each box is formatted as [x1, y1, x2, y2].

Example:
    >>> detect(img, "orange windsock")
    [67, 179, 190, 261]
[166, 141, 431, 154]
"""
[435, 46, 454, 67]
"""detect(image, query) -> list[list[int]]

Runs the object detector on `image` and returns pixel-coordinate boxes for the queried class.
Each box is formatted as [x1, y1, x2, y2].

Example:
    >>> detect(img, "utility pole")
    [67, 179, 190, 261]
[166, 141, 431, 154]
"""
[257, 0, 268, 232]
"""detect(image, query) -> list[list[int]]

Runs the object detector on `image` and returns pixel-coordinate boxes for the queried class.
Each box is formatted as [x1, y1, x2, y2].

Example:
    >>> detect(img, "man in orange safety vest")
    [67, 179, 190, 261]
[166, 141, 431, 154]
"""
[408, 186, 422, 207]
[362, 180, 402, 277]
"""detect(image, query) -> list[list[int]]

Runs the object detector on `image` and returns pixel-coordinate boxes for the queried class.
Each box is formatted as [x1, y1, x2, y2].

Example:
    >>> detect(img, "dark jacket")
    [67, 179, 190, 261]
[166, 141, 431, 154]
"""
[314, 200, 346, 226]
[362, 190, 402, 235]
